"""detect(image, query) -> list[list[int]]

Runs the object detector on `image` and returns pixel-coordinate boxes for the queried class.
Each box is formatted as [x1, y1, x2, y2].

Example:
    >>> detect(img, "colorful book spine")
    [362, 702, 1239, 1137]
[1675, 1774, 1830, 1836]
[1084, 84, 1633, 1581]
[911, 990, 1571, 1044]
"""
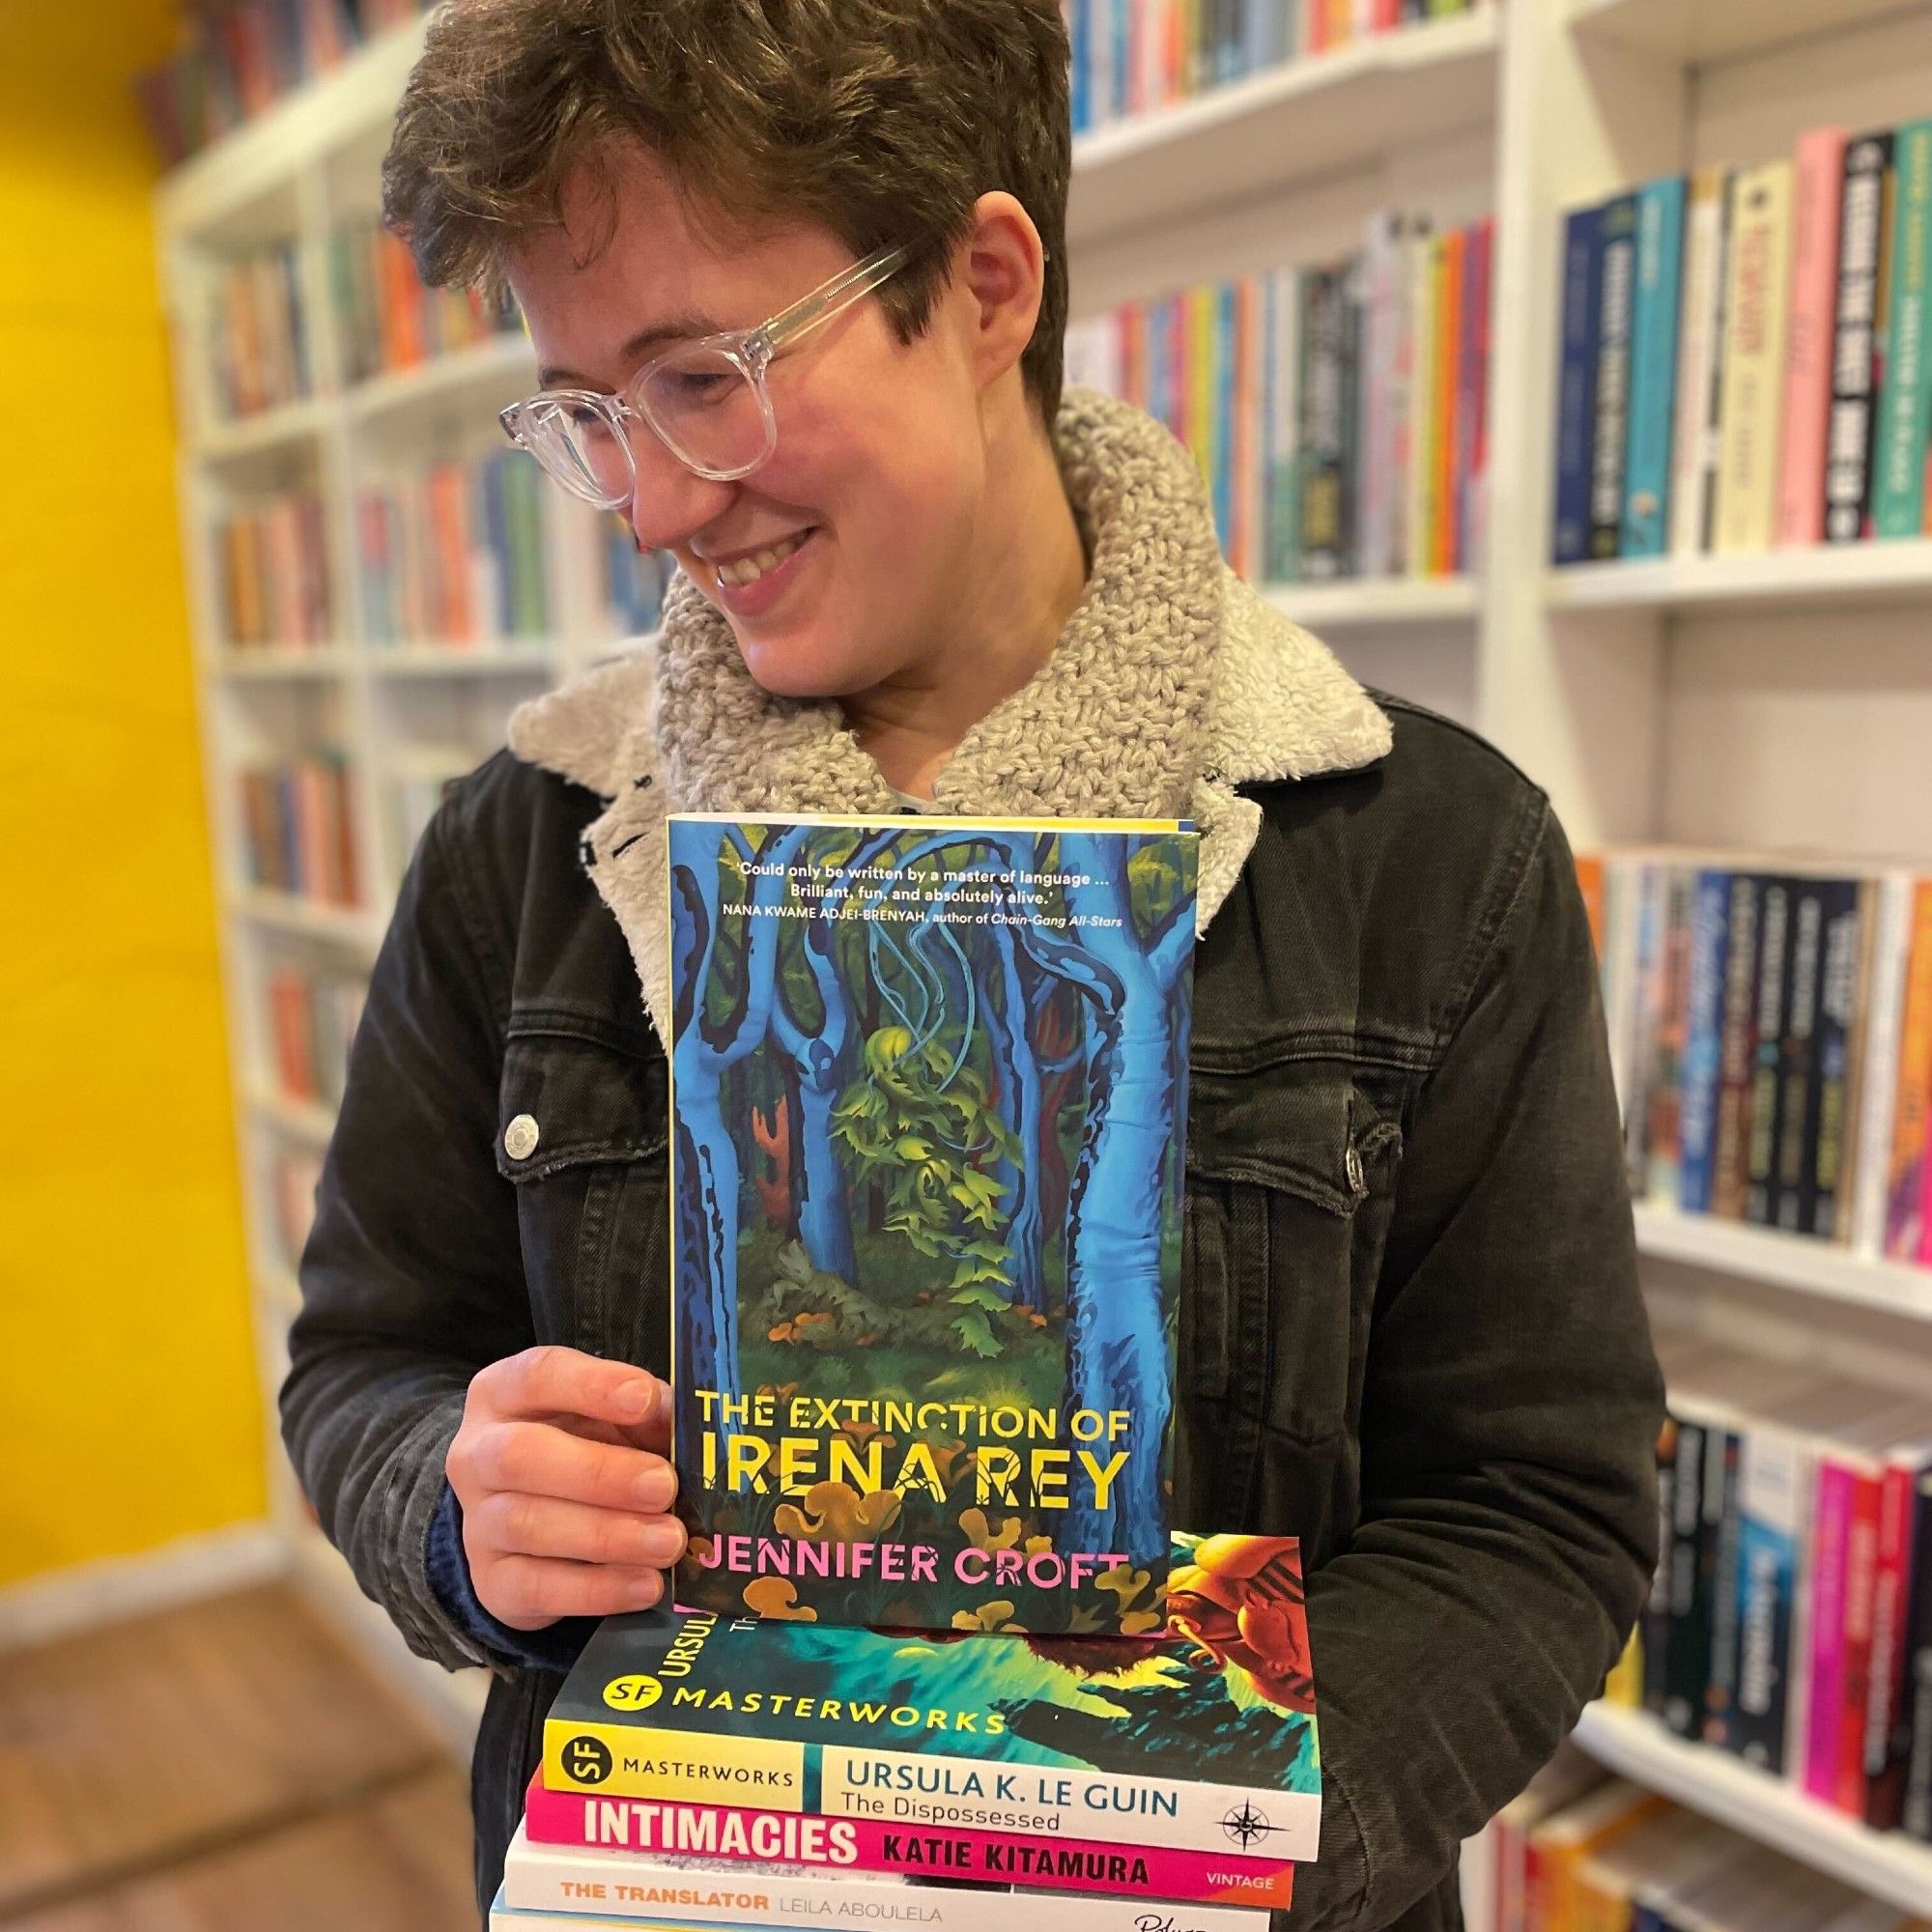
[1862, 1449, 1929, 1828]
[1709, 873, 1762, 1221]
[1589, 196, 1638, 560]
[1552, 204, 1605, 564]
[1802, 1457, 1858, 1804]
[1872, 119, 1932, 537]
[1299, 268, 1347, 579]
[1811, 882, 1866, 1241]
[1774, 880, 1827, 1234]
[1745, 878, 1794, 1228]
[1714, 160, 1796, 553]
[1853, 873, 1917, 1259]
[1886, 880, 1932, 1259]
[1776, 128, 1850, 546]
[1407, 222, 1440, 576]
[1899, 1471, 1932, 1840]
[1677, 869, 1733, 1216]
[1264, 266, 1301, 582]
[1833, 1463, 1888, 1815]
[1432, 225, 1463, 575]
[1731, 1424, 1809, 1775]
[1825, 132, 1895, 543]
[1622, 175, 1687, 558]
[519, 1785, 1294, 1910]
[1461, 214, 1493, 570]
[1358, 211, 1404, 581]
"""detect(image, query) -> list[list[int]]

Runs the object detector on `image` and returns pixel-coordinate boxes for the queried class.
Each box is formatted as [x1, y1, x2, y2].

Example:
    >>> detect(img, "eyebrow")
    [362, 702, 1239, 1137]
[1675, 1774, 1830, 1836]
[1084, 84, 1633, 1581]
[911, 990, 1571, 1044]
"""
[537, 312, 725, 390]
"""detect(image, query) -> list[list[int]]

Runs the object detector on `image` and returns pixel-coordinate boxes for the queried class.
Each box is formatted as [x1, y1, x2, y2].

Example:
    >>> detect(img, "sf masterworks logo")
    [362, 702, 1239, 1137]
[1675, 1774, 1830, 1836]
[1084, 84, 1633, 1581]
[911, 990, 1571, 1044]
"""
[560, 1734, 613, 1785]
[1220, 1800, 1289, 1851]
[604, 1673, 666, 1713]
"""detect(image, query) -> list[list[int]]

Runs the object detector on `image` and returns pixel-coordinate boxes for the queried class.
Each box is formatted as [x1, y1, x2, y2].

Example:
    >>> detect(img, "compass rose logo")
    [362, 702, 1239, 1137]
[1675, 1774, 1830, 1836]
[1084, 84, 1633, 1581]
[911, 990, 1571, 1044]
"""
[1220, 1800, 1282, 1850]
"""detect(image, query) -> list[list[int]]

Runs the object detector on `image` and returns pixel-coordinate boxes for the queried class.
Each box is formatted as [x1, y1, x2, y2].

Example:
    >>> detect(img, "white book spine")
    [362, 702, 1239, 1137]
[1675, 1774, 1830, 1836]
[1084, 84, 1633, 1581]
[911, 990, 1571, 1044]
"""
[1268, 264, 1301, 582]
[1669, 173, 1726, 557]
[1405, 225, 1436, 581]
[1851, 870, 1914, 1258]
[1603, 856, 1644, 1120]
[1358, 211, 1403, 582]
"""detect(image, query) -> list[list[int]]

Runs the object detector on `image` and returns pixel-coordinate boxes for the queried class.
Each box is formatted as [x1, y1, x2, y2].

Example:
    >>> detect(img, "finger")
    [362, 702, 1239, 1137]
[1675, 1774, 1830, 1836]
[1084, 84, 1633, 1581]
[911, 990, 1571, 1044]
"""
[476, 1346, 668, 1433]
[467, 1419, 678, 1514]
[481, 1554, 669, 1627]
[475, 1491, 687, 1568]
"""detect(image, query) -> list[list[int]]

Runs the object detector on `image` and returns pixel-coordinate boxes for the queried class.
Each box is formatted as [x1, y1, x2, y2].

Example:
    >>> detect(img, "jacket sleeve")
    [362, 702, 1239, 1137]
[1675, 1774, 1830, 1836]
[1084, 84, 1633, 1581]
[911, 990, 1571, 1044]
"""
[279, 798, 537, 1673]
[1288, 794, 1664, 1931]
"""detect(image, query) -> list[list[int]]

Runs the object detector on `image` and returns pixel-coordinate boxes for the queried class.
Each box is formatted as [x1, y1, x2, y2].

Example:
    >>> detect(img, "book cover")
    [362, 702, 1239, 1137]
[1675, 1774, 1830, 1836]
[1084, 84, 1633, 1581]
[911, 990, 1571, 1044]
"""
[544, 1533, 1320, 1866]
[1825, 132, 1895, 543]
[501, 1820, 1287, 1926]
[668, 813, 1197, 1634]
[1872, 119, 1932, 538]
[1546, 206, 1607, 564]
[1776, 128, 1850, 547]
[1622, 175, 1687, 559]
[1589, 194, 1639, 561]
[1714, 160, 1796, 554]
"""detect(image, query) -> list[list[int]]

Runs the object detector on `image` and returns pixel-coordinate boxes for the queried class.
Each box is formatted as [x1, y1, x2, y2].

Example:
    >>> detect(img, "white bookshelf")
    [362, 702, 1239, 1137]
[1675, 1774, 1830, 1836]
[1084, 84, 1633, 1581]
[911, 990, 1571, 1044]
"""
[156, 0, 1932, 1884]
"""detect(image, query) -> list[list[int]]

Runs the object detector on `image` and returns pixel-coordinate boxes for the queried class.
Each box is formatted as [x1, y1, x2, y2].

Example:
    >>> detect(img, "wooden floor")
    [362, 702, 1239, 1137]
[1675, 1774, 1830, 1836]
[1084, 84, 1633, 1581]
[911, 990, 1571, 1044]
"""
[0, 1583, 478, 1931]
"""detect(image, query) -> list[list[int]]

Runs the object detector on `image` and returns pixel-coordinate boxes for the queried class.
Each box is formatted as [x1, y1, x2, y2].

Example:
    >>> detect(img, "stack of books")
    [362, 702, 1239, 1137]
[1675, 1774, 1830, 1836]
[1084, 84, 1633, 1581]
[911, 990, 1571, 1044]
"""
[1577, 851, 1932, 1266]
[492, 811, 1327, 1930]
[1602, 1329, 1932, 1839]
[1552, 118, 1932, 564]
[1068, 0, 1486, 134]
[1470, 1749, 1932, 1932]
[1064, 208, 1492, 583]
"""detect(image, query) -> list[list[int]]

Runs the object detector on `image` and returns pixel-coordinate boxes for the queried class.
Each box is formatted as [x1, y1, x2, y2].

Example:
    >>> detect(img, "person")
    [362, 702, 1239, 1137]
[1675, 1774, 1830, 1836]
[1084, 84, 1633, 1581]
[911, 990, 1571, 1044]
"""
[280, 2, 1664, 1927]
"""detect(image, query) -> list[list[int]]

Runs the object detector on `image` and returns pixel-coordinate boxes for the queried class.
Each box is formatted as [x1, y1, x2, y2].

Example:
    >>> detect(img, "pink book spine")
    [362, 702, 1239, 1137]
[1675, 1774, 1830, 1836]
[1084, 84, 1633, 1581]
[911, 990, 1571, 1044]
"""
[521, 1782, 1296, 1911]
[1803, 1457, 1857, 1802]
[1776, 126, 1849, 546]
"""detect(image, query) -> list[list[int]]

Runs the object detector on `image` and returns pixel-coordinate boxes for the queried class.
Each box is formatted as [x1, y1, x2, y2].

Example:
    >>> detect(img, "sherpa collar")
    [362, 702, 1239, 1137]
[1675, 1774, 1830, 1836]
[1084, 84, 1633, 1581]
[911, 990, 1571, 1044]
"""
[507, 384, 1391, 1044]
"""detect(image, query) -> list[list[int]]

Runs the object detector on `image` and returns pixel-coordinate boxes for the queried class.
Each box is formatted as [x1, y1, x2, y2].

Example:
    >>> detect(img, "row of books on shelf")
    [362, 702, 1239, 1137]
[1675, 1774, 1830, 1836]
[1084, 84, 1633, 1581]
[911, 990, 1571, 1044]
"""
[239, 753, 360, 907]
[1065, 0, 1482, 134]
[327, 213, 522, 385]
[265, 962, 365, 1111]
[1578, 853, 1932, 1267]
[217, 491, 332, 647]
[204, 242, 313, 423]
[1064, 209, 1491, 583]
[1603, 1327, 1932, 1844]
[1553, 120, 1932, 566]
[135, 0, 427, 166]
[1471, 1747, 1929, 1932]
[358, 451, 553, 646]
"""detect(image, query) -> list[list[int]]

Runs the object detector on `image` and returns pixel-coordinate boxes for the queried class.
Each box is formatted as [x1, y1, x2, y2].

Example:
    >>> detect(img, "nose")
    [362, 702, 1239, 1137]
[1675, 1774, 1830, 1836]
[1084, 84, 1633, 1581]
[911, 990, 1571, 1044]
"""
[624, 424, 736, 555]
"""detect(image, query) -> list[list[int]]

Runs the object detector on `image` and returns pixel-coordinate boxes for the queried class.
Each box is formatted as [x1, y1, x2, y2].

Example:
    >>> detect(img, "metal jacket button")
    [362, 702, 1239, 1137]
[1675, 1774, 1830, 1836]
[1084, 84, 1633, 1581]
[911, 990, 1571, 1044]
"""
[1345, 1141, 1366, 1197]
[504, 1113, 540, 1160]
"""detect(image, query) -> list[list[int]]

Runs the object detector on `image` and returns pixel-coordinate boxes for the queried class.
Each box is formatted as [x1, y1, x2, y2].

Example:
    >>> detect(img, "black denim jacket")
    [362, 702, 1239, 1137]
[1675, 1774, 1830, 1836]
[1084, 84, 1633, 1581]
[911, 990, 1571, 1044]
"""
[281, 693, 1662, 1932]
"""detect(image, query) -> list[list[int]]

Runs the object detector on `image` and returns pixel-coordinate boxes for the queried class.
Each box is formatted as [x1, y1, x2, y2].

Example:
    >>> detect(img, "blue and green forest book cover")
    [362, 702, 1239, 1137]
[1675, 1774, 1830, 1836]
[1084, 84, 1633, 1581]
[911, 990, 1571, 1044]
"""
[667, 812, 1199, 1634]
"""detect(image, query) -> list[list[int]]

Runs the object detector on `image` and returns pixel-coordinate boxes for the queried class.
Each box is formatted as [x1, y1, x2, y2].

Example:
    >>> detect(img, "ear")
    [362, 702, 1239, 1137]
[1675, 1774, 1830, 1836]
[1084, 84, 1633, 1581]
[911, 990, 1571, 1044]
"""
[953, 191, 1046, 394]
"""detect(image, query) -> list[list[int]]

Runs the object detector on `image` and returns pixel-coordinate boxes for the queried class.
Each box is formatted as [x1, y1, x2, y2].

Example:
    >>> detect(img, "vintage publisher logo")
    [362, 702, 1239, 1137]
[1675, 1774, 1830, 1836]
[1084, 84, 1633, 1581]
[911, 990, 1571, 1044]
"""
[604, 1673, 666, 1712]
[560, 1734, 613, 1785]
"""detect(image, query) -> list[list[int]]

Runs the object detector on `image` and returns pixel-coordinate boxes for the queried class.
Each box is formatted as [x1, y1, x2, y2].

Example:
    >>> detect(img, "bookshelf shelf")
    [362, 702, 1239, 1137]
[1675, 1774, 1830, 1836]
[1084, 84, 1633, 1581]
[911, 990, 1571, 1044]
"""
[1545, 542, 1932, 614]
[214, 646, 355, 680]
[248, 1087, 339, 1149]
[366, 642, 561, 678]
[1572, 1705, 1932, 1918]
[227, 887, 383, 953]
[192, 397, 331, 463]
[346, 331, 536, 424]
[1633, 1206, 1932, 1322]
[1567, 0, 1915, 68]
[1067, 6, 1499, 247]
[1265, 576, 1480, 629]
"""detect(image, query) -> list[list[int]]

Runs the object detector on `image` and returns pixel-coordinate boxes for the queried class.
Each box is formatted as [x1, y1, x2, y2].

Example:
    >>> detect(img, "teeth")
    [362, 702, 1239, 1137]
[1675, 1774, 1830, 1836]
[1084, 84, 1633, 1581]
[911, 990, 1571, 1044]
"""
[717, 530, 809, 587]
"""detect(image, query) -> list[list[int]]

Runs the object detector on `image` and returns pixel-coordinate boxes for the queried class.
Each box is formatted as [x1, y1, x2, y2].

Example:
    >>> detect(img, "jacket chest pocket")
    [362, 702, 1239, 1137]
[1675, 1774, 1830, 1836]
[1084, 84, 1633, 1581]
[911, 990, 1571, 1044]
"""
[495, 1025, 672, 1375]
[1178, 1062, 1402, 1547]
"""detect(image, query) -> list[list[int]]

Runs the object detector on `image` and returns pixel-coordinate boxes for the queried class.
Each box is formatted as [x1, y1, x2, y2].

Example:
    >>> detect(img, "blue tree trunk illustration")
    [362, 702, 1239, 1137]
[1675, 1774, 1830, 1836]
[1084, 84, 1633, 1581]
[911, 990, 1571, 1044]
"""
[984, 924, 1047, 1311]
[1054, 832, 1194, 1571]
[770, 898, 858, 1285]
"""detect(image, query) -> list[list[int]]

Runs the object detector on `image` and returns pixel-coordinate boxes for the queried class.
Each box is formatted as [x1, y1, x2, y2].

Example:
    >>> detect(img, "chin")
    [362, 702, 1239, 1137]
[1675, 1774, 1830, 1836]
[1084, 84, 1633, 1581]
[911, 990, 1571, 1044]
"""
[732, 627, 893, 703]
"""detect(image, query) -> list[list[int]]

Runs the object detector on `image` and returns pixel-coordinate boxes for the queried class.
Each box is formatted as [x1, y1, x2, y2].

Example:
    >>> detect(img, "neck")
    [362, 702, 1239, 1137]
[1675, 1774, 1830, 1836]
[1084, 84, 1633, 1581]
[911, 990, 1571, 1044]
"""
[839, 398, 1089, 798]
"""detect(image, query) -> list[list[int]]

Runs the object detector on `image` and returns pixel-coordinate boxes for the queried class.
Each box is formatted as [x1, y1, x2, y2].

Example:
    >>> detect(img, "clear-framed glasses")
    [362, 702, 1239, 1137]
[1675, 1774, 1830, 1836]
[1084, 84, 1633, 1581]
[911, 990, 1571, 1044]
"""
[498, 241, 916, 510]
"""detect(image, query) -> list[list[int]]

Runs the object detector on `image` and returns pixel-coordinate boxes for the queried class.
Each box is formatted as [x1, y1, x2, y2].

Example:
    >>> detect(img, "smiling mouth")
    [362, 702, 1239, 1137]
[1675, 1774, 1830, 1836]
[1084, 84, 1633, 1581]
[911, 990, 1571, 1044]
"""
[711, 528, 813, 588]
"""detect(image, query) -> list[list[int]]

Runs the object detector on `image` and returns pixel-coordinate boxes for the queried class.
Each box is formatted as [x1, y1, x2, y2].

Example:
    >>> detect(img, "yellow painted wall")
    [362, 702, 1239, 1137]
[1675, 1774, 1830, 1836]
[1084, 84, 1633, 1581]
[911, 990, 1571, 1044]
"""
[0, 3, 266, 1585]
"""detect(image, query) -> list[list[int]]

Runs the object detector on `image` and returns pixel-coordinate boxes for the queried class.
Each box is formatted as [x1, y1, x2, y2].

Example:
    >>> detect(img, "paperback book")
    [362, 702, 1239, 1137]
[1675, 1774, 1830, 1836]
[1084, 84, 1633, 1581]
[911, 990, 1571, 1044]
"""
[668, 812, 1199, 1634]
[541, 1531, 1321, 1890]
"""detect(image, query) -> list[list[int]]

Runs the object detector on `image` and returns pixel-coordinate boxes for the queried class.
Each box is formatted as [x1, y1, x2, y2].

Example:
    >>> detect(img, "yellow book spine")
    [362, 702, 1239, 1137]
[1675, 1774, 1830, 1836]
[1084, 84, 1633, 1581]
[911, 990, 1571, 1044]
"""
[544, 1718, 808, 1806]
[1714, 160, 1796, 553]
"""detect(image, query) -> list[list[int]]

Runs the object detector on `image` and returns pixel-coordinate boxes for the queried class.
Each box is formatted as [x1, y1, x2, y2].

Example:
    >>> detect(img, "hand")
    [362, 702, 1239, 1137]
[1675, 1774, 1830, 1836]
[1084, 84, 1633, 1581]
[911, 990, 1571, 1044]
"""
[446, 1346, 684, 1630]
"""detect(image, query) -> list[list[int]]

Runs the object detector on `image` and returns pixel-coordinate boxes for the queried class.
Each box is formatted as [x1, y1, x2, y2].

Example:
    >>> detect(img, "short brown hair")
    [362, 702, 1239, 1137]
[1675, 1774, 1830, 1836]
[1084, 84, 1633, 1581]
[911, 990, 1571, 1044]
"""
[383, 0, 1073, 426]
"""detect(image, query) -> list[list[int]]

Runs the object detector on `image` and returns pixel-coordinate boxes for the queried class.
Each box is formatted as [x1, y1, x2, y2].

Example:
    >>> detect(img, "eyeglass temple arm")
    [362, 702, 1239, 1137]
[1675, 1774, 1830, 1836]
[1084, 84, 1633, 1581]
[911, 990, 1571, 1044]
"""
[759, 242, 915, 354]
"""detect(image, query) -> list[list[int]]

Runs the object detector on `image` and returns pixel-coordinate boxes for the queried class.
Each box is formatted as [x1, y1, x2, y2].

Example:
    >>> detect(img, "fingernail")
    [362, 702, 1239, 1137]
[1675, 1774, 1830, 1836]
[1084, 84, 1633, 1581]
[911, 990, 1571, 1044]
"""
[639, 1522, 685, 1563]
[637, 1465, 675, 1511]
[616, 1378, 656, 1420]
